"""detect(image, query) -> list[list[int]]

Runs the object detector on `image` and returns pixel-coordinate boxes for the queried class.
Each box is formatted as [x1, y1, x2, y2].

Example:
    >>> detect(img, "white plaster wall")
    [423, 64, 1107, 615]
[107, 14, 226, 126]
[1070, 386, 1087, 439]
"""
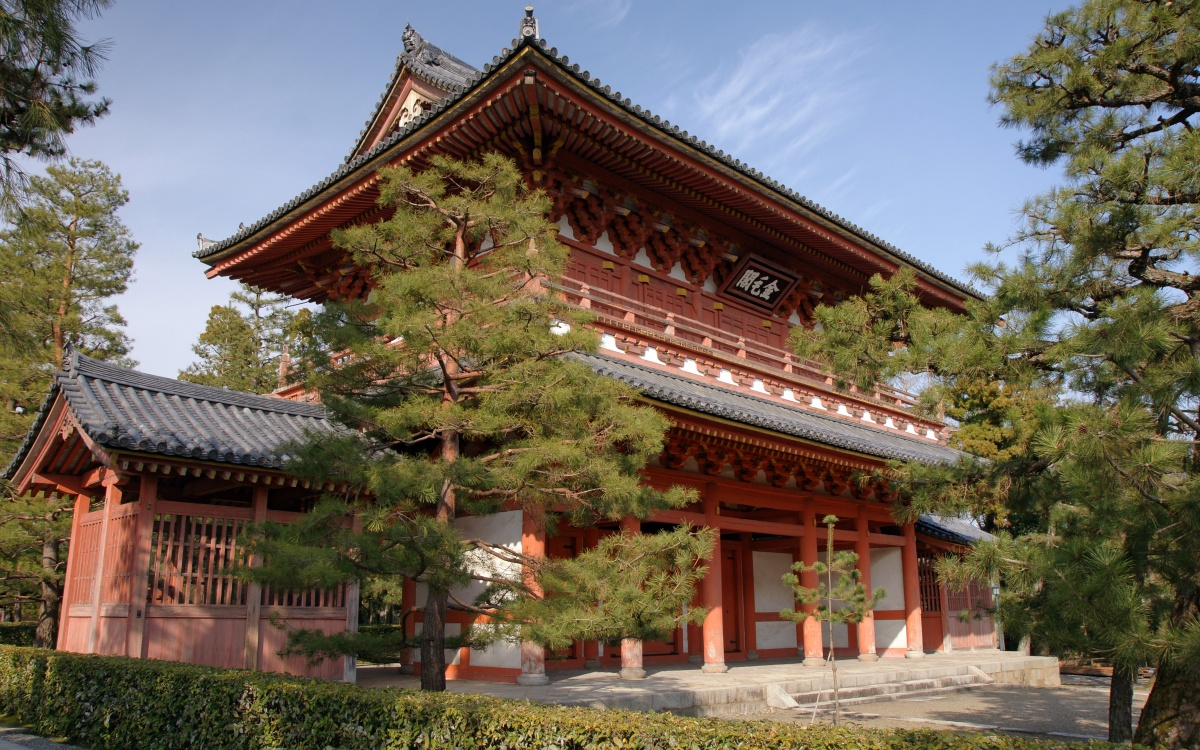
[821, 622, 849, 649]
[594, 230, 615, 255]
[875, 621, 907, 652]
[752, 551, 796, 613]
[469, 624, 522, 669]
[632, 248, 652, 268]
[557, 215, 576, 240]
[452, 510, 523, 607]
[413, 510, 523, 611]
[870, 548, 905, 610]
[756, 621, 797, 651]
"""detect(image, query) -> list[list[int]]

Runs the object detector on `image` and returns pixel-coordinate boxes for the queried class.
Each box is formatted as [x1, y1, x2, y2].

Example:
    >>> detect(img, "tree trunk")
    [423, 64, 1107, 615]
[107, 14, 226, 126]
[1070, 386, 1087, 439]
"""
[1136, 591, 1200, 749]
[1108, 663, 1133, 744]
[419, 588, 448, 692]
[36, 538, 61, 648]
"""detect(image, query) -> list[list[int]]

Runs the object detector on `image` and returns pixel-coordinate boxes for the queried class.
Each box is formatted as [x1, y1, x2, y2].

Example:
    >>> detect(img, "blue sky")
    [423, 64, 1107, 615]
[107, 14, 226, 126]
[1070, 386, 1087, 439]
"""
[62, 0, 1072, 377]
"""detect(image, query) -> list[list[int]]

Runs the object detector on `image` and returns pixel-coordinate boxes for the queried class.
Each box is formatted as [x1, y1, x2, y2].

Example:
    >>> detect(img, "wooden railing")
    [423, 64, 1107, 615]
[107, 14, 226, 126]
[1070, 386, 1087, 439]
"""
[550, 278, 925, 412]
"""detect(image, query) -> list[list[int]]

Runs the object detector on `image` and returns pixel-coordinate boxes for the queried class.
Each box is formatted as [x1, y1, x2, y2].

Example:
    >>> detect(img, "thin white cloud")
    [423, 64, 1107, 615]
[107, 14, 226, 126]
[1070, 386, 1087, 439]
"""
[672, 25, 864, 171]
[565, 0, 632, 29]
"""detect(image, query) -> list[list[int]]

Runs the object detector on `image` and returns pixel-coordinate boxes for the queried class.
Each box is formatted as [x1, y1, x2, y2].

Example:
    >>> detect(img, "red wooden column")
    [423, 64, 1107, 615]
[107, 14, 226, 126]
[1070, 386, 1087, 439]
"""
[344, 514, 362, 683]
[124, 475, 157, 658]
[854, 506, 878, 661]
[243, 486, 268, 670]
[800, 502, 823, 665]
[902, 523, 925, 658]
[700, 486, 727, 673]
[618, 516, 646, 679]
[740, 533, 757, 660]
[401, 576, 417, 673]
[939, 581, 953, 653]
[582, 528, 601, 668]
[517, 511, 550, 686]
[57, 491, 90, 651]
[86, 481, 121, 654]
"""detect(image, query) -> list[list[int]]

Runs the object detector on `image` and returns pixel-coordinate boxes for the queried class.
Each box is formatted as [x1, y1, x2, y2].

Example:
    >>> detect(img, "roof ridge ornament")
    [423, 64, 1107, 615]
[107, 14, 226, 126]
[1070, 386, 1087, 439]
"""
[402, 24, 420, 54]
[520, 5, 539, 41]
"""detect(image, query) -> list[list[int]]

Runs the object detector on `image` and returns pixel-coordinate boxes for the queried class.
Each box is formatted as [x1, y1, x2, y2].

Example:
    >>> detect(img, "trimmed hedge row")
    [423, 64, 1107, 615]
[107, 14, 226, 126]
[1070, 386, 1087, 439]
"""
[0, 646, 1112, 750]
[0, 623, 36, 646]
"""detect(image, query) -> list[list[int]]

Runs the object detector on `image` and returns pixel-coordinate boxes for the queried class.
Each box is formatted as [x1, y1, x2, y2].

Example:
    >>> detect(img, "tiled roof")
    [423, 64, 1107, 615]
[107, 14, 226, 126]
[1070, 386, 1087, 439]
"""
[194, 30, 980, 300]
[917, 514, 996, 546]
[574, 352, 966, 466]
[4, 350, 337, 478]
[348, 25, 480, 160]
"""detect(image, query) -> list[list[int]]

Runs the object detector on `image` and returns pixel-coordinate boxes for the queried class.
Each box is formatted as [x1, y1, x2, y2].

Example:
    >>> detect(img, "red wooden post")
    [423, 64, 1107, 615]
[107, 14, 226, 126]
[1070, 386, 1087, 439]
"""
[86, 481, 121, 654]
[939, 581, 953, 653]
[901, 523, 925, 658]
[517, 510, 550, 686]
[740, 533, 757, 660]
[800, 502, 823, 665]
[57, 491, 89, 651]
[401, 576, 417, 673]
[617, 516, 646, 679]
[855, 506, 877, 661]
[243, 486, 268, 670]
[125, 475, 157, 658]
[582, 528, 600, 668]
[344, 513, 362, 683]
[700, 486, 727, 673]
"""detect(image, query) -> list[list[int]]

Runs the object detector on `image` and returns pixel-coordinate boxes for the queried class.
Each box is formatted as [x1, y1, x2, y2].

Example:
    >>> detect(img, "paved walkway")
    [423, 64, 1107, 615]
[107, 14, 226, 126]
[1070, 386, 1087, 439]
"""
[359, 650, 1059, 717]
[0, 728, 85, 750]
[758, 679, 1150, 742]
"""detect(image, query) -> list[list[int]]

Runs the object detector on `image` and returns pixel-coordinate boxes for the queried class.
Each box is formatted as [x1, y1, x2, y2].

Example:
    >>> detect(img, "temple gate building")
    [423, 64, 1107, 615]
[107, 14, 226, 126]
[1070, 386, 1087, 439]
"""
[5, 12, 999, 683]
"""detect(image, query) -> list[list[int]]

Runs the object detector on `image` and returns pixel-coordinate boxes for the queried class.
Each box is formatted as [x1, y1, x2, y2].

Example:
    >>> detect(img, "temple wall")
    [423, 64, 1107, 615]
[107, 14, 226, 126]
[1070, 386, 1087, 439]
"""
[751, 551, 797, 651]
[870, 549, 905, 610]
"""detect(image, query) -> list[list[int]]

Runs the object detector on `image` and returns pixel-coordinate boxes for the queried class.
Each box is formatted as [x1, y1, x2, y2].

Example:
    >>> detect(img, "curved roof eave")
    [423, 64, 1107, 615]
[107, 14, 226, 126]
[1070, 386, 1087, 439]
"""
[196, 35, 982, 302]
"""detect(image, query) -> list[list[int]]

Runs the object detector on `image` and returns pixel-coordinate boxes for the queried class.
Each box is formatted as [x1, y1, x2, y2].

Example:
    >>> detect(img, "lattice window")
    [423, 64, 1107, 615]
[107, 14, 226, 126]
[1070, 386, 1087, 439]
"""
[262, 584, 345, 608]
[148, 513, 247, 606]
[917, 556, 942, 612]
[69, 517, 104, 607]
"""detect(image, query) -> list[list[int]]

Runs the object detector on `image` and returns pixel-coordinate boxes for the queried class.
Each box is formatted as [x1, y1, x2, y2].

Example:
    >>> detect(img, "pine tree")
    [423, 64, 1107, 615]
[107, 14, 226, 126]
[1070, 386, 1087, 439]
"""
[0, 156, 136, 646]
[245, 154, 699, 691]
[179, 304, 261, 392]
[0, 0, 112, 200]
[781, 515, 884, 724]
[793, 5, 1200, 743]
[179, 284, 300, 393]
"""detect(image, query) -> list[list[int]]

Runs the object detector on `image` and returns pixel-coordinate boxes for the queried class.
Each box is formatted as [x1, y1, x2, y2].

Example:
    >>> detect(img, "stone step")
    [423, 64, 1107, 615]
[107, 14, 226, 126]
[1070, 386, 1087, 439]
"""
[669, 670, 990, 718]
[788, 672, 989, 709]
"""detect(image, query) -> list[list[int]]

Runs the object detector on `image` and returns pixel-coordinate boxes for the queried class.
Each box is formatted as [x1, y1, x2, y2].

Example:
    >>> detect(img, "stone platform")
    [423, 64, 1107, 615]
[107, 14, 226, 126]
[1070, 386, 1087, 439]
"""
[357, 651, 1059, 718]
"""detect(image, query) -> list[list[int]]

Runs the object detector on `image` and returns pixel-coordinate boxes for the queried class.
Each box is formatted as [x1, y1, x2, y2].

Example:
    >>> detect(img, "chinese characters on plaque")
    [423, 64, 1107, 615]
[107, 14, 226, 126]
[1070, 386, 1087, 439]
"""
[718, 255, 800, 312]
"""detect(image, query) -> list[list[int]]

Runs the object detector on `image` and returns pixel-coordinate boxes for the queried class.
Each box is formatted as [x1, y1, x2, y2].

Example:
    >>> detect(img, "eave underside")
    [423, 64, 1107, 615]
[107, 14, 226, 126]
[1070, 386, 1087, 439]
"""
[202, 48, 972, 311]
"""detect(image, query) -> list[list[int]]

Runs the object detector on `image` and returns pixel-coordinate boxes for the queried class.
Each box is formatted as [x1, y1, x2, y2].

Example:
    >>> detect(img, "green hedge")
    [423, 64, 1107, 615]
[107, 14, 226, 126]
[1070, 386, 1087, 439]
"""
[0, 623, 36, 646]
[0, 646, 1113, 750]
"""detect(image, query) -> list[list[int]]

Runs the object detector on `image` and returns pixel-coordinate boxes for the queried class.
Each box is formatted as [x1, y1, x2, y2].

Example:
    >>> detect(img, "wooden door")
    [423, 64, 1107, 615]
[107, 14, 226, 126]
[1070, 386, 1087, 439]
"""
[547, 535, 582, 661]
[721, 547, 742, 653]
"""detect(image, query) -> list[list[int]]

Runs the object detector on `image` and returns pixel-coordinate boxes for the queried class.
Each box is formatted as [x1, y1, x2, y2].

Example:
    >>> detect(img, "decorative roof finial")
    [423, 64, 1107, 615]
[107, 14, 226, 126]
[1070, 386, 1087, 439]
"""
[402, 24, 420, 54]
[520, 5, 539, 41]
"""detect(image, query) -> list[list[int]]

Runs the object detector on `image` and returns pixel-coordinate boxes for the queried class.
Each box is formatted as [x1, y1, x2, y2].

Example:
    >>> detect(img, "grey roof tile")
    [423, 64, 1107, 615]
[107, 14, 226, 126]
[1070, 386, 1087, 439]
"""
[573, 352, 966, 466]
[195, 34, 980, 300]
[4, 351, 337, 478]
[917, 514, 996, 546]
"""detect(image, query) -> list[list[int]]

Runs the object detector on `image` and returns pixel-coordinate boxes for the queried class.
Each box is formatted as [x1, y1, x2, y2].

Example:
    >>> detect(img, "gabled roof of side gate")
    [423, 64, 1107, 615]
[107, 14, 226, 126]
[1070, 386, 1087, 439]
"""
[3, 350, 337, 479]
[349, 25, 480, 159]
[574, 352, 966, 466]
[194, 29, 980, 302]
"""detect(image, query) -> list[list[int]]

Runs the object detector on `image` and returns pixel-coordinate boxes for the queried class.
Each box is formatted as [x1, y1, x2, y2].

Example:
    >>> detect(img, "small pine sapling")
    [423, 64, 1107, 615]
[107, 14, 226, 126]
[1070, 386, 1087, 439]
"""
[781, 515, 884, 724]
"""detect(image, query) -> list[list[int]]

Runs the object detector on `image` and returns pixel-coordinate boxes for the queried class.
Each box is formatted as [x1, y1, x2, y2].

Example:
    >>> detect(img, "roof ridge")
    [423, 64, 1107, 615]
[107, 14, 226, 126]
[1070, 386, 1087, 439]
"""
[197, 33, 980, 300]
[66, 352, 328, 419]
